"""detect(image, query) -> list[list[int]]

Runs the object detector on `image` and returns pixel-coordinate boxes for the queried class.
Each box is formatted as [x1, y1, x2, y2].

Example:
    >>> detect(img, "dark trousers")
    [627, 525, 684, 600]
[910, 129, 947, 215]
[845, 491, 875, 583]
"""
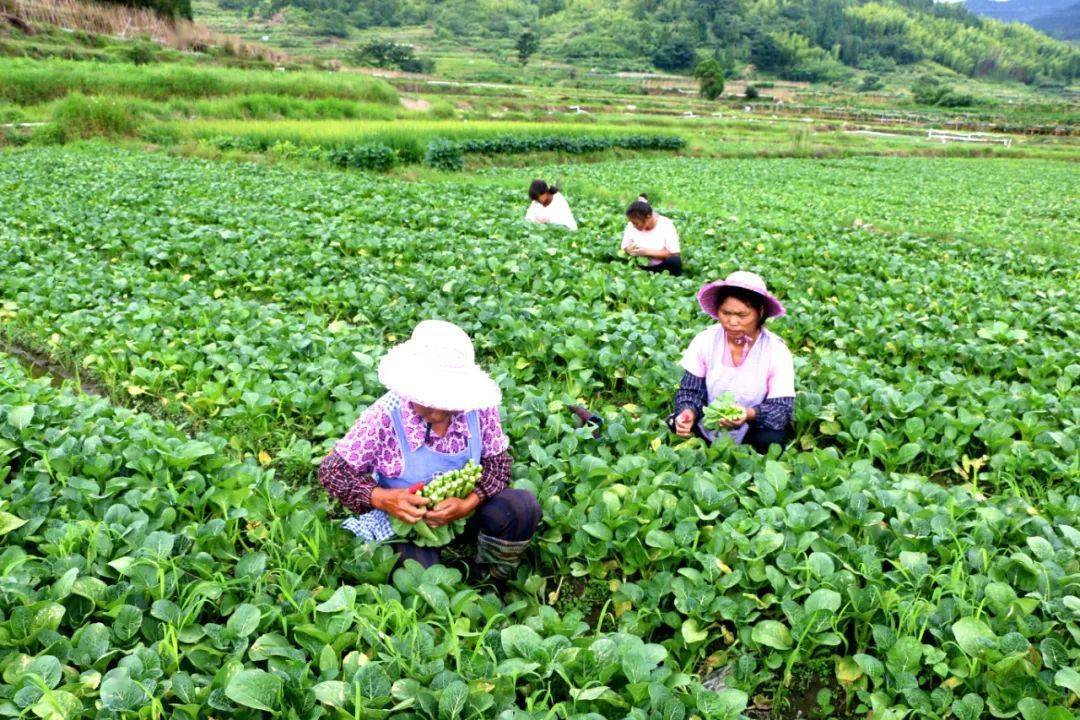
[665, 414, 792, 455]
[398, 488, 541, 568]
[744, 426, 793, 455]
[641, 255, 682, 276]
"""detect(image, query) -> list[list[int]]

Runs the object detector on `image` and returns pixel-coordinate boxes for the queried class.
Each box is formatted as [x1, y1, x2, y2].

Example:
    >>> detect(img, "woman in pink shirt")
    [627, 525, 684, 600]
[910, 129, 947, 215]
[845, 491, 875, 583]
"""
[669, 271, 795, 453]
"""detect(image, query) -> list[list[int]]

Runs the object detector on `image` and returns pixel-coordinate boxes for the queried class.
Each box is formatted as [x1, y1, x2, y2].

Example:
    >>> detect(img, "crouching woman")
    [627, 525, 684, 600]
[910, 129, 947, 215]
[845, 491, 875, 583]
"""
[669, 271, 795, 453]
[319, 320, 541, 579]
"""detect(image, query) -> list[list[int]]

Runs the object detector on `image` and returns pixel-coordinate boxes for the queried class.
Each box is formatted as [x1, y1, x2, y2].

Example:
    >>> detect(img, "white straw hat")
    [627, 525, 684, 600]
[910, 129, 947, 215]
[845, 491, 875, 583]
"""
[377, 320, 501, 412]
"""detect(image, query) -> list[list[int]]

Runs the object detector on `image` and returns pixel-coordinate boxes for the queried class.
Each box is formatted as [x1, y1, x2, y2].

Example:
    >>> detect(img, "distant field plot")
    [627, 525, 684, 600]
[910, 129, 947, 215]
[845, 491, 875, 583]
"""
[174, 117, 683, 145]
[499, 156, 1080, 255]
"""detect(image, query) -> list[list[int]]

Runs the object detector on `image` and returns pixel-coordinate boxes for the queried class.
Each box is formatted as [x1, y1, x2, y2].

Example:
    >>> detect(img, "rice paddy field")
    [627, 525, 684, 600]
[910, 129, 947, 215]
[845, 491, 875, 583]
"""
[0, 138, 1077, 719]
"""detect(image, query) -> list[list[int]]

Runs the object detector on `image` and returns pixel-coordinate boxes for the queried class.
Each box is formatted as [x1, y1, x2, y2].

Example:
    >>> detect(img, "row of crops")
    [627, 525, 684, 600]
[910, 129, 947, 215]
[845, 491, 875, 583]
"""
[199, 132, 686, 171]
[0, 146, 1077, 718]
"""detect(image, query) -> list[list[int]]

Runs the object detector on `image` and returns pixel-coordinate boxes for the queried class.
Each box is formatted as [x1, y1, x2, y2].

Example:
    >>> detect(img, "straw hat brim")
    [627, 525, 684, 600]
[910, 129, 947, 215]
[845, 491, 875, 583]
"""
[697, 281, 786, 320]
[377, 342, 502, 412]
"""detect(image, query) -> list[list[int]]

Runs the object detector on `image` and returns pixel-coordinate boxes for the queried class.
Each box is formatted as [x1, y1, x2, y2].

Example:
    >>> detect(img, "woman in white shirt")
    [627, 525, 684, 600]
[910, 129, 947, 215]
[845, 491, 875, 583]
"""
[525, 179, 578, 231]
[620, 195, 682, 276]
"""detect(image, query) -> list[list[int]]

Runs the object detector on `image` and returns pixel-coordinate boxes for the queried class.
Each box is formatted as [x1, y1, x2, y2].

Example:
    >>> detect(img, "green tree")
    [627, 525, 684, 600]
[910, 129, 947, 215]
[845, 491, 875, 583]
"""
[350, 40, 433, 73]
[517, 30, 539, 65]
[694, 58, 725, 100]
[653, 35, 697, 72]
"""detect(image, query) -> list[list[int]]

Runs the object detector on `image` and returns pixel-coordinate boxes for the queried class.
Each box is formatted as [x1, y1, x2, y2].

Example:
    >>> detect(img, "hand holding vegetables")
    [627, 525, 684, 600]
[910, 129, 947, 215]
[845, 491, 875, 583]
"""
[425, 496, 479, 527]
[372, 488, 429, 523]
[703, 392, 752, 429]
[388, 461, 483, 546]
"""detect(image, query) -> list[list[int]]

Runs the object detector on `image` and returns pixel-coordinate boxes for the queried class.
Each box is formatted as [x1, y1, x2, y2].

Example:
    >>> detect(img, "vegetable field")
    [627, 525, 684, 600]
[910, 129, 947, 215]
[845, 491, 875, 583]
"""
[0, 145, 1077, 719]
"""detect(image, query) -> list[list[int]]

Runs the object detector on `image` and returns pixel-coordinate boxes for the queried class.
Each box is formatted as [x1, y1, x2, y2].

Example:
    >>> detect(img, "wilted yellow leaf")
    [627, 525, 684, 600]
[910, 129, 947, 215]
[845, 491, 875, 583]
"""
[835, 657, 863, 685]
[126, 385, 145, 396]
[258, 451, 272, 466]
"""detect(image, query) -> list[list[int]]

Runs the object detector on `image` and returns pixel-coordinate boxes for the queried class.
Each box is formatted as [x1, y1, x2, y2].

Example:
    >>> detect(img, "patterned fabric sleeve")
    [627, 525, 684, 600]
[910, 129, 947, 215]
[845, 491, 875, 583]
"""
[319, 450, 377, 513]
[673, 371, 707, 419]
[750, 397, 795, 432]
[334, 400, 404, 478]
[477, 406, 511, 457]
[475, 450, 512, 502]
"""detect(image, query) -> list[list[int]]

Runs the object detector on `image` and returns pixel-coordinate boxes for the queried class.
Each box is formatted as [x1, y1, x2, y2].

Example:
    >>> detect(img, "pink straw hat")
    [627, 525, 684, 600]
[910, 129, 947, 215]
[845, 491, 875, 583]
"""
[377, 320, 501, 412]
[697, 270, 786, 320]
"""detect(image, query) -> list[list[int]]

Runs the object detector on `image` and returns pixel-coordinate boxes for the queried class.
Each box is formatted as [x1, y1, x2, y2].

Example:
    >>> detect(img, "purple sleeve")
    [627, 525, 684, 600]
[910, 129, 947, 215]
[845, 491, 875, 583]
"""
[334, 402, 403, 478]
[674, 371, 707, 418]
[477, 406, 510, 457]
[751, 397, 794, 432]
[319, 450, 377, 513]
[476, 451, 512, 502]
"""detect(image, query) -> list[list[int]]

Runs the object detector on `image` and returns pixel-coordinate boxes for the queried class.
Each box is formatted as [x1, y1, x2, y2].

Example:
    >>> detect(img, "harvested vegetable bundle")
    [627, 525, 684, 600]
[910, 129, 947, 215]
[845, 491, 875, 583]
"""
[390, 461, 482, 547]
[417, 460, 482, 505]
[703, 392, 744, 429]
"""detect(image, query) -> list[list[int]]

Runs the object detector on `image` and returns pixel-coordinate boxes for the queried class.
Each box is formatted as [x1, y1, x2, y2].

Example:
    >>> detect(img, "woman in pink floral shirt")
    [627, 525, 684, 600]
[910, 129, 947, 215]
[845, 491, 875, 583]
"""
[319, 320, 540, 578]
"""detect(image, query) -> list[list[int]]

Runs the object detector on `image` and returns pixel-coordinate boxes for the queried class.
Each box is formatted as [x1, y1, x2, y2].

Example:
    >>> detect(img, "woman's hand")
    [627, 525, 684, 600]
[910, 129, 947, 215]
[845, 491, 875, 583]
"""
[425, 493, 481, 527]
[717, 406, 755, 429]
[371, 487, 430, 524]
[674, 408, 696, 436]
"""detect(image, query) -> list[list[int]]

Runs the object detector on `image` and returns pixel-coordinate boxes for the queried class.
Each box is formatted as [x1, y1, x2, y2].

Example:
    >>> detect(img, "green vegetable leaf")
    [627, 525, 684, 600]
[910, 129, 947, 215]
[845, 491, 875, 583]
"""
[225, 669, 282, 712]
[1054, 667, 1080, 696]
[952, 617, 997, 656]
[7, 404, 34, 430]
[227, 604, 261, 638]
[805, 588, 842, 615]
[752, 620, 792, 650]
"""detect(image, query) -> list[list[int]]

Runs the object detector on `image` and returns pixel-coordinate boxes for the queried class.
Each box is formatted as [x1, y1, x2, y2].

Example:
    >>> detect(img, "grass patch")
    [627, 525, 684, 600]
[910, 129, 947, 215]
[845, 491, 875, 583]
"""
[49, 93, 142, 141]
[0, 57, 399, 105]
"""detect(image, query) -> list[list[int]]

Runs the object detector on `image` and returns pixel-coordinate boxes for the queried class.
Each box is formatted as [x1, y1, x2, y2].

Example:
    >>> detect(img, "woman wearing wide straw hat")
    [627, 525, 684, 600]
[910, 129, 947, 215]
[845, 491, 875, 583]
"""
[668, 271, 795, 453]
[319, 320, 541, 578]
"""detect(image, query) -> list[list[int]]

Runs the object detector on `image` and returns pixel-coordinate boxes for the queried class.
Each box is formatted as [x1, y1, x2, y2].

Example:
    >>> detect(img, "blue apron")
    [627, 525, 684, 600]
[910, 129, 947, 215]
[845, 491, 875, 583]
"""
[342, 400, 482, 541]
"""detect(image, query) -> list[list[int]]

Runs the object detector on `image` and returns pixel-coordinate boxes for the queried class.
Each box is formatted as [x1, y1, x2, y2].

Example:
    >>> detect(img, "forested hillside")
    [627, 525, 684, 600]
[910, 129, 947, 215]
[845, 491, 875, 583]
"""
[209, 0, 1079, 83]
[965, 0, 1080, 40]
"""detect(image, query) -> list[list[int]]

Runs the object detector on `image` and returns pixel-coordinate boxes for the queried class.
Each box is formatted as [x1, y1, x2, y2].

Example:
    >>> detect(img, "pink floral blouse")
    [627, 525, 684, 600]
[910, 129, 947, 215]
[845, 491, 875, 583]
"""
[334, 392, 510, 478]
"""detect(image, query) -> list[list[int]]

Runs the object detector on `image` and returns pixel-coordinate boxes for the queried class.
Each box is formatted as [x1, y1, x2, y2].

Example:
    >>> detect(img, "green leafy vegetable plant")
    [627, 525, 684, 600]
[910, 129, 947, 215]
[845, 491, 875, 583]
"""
[703, 391, 744, 428]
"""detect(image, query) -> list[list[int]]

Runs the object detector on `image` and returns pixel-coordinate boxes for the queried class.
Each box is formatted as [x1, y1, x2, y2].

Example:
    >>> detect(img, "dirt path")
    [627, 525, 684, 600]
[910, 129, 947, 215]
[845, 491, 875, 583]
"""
[2, 341, 106, 396]
[400, 97, 432, 111]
